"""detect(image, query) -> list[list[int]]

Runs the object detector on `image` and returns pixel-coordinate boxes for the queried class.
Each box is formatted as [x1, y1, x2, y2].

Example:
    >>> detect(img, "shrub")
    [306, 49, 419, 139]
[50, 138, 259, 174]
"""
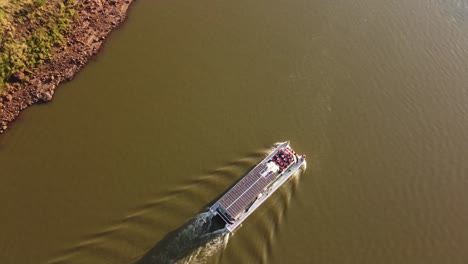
[0, 0, 78, 92]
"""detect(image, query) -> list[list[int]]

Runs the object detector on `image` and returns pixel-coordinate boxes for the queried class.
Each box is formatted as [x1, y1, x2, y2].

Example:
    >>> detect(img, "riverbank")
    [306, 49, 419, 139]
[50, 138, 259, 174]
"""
[0, 0, 134, 133]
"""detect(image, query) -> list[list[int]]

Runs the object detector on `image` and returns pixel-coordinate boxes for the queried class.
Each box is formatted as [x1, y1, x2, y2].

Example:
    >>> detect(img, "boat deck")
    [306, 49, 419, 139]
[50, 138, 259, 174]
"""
[209, 142, 305, 232]
[223, 156, 304, 232]
[218, 163, 277, 219]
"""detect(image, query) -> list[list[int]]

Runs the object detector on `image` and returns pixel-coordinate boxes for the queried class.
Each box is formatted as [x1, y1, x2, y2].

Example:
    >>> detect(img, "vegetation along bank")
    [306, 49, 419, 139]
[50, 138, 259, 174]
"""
[0, 0, 134, 133]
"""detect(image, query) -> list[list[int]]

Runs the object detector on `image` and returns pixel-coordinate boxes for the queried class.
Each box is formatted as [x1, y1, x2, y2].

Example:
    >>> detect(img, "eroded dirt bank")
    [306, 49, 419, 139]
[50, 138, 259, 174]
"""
[0, 0, 135, 133]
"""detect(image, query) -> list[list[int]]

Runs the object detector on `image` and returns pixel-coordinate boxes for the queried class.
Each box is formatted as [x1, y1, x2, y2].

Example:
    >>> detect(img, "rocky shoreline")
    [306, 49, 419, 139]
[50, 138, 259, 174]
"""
[0, 0, 135, 133]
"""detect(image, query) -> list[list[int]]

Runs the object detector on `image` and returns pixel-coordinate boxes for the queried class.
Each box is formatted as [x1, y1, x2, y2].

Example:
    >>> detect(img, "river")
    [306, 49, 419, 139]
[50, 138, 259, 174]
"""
[1, 0, 468, 263]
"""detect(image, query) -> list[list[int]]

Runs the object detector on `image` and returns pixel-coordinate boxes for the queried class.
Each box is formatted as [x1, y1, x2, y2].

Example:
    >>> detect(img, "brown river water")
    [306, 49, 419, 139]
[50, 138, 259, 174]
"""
[1, 0, 468, 263]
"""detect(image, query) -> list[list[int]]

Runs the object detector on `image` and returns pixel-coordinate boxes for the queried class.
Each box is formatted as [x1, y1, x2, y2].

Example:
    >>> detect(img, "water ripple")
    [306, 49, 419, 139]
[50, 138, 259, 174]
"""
[45, 146, 278, 264]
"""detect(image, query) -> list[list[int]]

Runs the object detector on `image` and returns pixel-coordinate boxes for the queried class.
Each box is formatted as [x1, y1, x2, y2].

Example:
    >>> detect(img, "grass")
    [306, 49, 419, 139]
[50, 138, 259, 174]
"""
[0, 0, 78, 94]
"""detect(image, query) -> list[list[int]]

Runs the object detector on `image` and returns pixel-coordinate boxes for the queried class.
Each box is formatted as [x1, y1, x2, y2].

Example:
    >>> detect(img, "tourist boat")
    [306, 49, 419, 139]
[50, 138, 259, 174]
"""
[209, 141, 306, 232]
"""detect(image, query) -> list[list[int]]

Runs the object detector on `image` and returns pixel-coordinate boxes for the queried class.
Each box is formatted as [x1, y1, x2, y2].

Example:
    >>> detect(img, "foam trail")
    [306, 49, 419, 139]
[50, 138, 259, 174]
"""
[178, 233, 230, 264]
[136, 211, 228, 264]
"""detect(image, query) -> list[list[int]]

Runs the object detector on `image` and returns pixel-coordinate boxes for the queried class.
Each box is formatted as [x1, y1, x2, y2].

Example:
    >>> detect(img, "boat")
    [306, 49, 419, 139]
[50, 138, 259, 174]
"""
[209, 141, 306, 232]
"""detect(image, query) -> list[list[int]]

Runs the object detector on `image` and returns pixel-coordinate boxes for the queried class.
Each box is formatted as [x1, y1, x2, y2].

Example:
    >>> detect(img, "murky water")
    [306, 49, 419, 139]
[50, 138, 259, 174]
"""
[1, 0, 468, 263]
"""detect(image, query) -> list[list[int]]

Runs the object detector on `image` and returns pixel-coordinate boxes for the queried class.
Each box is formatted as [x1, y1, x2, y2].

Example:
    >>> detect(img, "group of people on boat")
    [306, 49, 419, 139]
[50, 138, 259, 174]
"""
[271, 148, 295, 172]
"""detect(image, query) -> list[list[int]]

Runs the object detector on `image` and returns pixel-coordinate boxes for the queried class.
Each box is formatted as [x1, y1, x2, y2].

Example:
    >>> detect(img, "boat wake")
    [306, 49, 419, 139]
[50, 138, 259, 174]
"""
[178, 233, 230, 264]
[44, 146, 272, 264]
[136, 211, 229, 264]
[44, 143, 305, 264]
